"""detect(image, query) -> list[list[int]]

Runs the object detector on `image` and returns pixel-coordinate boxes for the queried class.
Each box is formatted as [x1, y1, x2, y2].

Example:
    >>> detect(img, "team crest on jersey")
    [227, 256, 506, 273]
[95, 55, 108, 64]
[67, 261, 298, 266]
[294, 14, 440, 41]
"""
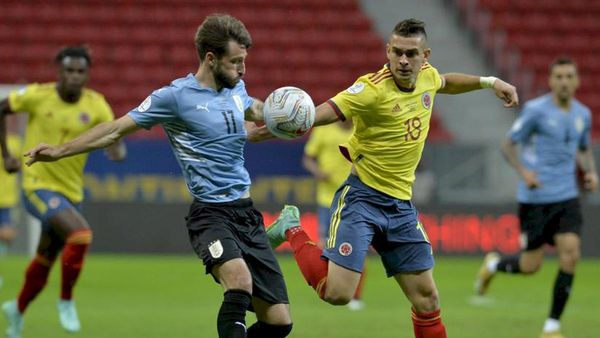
[137, 96, 152, 112]
[232, 95, 244, 113]
[208, 240, 224, 258]
[48, 197, 61, 209]
[338, 242, 353, 256]
[421, 92, 432, 109]
[575, 116, 584, 133]
[346, 82, 365, 94]
[79, 112, 90, 124]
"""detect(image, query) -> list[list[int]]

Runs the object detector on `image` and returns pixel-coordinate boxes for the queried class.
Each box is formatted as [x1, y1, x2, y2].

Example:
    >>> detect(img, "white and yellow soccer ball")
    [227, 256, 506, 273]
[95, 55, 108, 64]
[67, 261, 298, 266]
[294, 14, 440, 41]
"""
[263, 86, 316, 139]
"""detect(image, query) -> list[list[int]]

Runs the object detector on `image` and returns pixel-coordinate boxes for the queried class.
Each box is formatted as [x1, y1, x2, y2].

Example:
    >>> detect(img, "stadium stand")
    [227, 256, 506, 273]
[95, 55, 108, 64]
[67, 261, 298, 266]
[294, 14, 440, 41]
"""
[456, 0, 600, 138]
[0, 0, 451, 140]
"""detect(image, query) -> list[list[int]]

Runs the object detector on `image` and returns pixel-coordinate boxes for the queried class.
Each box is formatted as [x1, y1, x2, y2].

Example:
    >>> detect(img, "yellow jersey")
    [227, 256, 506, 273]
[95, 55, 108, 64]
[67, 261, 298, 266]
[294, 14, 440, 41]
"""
[329, 63, 443, 200]
[0, 135, 22, 208]
[8, 83, 114, 203]
[304, 124, 353, 207]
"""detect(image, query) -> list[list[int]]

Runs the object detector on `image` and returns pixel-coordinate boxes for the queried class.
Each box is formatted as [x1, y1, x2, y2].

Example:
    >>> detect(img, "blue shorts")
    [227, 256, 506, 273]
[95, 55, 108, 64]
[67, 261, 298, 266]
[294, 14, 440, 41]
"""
[317, 205, 331, 241]
[323, 175, 434, 277]
[0, 208, 12, 226]
[22, 190, 81, 226]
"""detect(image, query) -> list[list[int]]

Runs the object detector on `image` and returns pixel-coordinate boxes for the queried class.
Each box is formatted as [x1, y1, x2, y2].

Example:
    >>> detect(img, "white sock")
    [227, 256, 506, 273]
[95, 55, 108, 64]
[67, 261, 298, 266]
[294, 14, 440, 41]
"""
[487, 257, 500, 273]
[543, 318, 560, 333]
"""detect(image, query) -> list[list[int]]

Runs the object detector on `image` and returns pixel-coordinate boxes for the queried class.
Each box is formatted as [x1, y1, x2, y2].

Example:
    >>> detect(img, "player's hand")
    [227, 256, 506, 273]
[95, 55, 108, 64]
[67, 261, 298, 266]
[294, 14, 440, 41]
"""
[521, 169, 541, 189]
[24, 143, 62, 166]
[2, 156, 20, 173]
[245, 122, 275, 143]
[492, 79, 519, 108]
[583, 171, 599, 192]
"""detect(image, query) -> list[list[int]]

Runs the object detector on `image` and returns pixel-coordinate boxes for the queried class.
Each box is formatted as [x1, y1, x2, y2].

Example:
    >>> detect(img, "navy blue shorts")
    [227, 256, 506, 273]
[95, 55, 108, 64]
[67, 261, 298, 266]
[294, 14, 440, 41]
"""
[22, 190, 81, 227]
[0, 208, 12, 226]
[317, 205, 332, 242]
[323, 175, 434, 277]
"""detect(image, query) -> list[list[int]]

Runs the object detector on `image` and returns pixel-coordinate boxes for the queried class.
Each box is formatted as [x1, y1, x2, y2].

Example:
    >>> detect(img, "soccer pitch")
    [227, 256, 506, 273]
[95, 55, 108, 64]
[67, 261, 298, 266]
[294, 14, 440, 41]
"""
[0, 255, 597, 338]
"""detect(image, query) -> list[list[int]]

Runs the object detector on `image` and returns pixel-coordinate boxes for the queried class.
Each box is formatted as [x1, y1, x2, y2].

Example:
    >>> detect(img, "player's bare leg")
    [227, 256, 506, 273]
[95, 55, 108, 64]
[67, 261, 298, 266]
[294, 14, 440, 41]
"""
[212, 258, 253, 338]
[395, 269, 447, 338]
[247, 298, 292, 338]
[475, 247, 544, 295]
[540, 233, 580, 338]
[46, 209, 93, 333]
[322, 261, 362, 305]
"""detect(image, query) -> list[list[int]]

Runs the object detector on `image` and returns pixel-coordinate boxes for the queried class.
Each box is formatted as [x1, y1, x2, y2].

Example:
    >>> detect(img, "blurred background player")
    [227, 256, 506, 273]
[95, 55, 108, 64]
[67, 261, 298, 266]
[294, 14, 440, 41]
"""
[21, 14, 294, 338]
[0, 46, 126, 338]
[475, 58, 598, 338]
[0, 122, 22, 288]
[264, 18, 519, 338]
[302, 119, 366, 311]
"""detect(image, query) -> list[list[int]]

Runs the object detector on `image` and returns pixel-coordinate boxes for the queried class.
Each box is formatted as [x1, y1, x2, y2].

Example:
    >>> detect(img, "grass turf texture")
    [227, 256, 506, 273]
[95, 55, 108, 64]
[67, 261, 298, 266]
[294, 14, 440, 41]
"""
[0, 255, 597, 338]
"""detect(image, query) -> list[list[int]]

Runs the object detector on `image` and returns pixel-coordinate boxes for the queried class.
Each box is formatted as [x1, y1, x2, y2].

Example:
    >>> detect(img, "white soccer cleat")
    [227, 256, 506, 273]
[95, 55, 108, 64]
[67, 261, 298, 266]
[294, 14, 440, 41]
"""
[474, 252, 500, 295]
[2, 300, 24, 338]
[347, 299, 365, 311]
[58, 299, 81, 333]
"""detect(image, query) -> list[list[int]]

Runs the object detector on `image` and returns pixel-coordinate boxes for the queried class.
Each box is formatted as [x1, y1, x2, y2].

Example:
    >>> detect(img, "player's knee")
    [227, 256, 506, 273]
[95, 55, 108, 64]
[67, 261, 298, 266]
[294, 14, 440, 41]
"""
[66, 228, 93, 245]
[559, 250, 580, 273]
[411, 289, 440, 313]
[323, 288, 353, 305]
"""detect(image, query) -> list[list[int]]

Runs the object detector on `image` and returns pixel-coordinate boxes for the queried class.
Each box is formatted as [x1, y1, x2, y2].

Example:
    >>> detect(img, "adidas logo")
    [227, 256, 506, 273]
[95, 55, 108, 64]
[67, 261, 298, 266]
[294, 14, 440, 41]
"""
[392, 103, 402, 113]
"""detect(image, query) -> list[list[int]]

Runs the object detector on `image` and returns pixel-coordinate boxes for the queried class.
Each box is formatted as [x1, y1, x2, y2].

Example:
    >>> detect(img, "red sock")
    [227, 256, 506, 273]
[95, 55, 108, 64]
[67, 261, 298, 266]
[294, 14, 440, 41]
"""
[412, 308, 447, 338]
[286, 227, 329, 298]
[17, 255, 54, 313]
[61, 229, 92, 300]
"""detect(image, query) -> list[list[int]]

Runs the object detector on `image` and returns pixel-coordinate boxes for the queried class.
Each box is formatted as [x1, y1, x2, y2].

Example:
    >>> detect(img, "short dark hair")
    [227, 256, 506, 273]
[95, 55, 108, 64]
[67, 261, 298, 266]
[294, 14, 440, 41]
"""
[392, 18, 427, 40]
[195, 14, 252, 61]
[549, 57, 577, 73]
[54, 46, 92, 66]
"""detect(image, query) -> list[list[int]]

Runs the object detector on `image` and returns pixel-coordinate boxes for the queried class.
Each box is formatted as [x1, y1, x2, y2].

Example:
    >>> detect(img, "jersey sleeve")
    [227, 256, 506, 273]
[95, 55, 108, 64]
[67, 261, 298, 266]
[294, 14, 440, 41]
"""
[431, 67, 444, 91]
[508, 103, 540, 143]
[127, 87, 177, 129]
[237, 80, 254, 111]
[578, 108, 592, 150]
[304, 128, 323, 157]
[7, 84, 40, 114]
[329, 79, 378, 120]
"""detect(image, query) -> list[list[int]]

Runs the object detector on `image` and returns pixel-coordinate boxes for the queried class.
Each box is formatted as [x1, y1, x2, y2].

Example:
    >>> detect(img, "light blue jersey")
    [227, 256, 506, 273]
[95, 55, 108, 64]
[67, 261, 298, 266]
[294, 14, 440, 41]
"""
[128, 74, 254, 203]
[509, 94, 592, 204]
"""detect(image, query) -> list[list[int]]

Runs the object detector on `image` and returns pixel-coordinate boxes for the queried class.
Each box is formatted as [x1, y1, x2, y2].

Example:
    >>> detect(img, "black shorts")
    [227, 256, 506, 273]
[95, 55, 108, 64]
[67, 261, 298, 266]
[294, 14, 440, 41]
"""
[186, 198, 289, 305]
[518, 198, 583, 250]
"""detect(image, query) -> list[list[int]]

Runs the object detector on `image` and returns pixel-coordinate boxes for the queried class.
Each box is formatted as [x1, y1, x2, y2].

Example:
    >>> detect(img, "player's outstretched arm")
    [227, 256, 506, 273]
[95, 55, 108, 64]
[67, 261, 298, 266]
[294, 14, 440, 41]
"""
[439, 73, 519, 107]
[314, 102, 341, 127]
[25, 115, 140, 166]
[245, 98, 264, 122]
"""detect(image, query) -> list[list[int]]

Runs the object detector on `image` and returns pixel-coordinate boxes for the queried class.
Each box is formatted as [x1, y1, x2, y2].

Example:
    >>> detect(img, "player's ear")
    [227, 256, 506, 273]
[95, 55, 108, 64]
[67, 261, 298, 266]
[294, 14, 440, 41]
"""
[205, 52, 216, 66]
[423, 48, 431, 61]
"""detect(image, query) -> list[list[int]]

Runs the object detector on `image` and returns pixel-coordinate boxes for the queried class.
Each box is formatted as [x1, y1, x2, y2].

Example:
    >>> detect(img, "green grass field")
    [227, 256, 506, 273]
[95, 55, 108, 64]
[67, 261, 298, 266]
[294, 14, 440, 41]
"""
[0, 254, 598, 338]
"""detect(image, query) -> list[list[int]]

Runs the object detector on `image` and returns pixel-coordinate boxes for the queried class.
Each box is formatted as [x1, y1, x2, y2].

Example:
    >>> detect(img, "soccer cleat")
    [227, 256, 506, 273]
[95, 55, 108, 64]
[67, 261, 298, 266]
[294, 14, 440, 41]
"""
[540, 331, 566, 338]
[347, 299, 365, 311]
[266, 205, 300, 249]
[474, 252, 500, 295]
[57, 299, 81, 333]
[2, 300, 24, 338]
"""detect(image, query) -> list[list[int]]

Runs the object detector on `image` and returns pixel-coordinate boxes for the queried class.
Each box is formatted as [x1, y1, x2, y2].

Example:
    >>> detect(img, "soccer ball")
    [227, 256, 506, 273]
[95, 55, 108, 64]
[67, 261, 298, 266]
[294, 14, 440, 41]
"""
[263, 86, 316, 139]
